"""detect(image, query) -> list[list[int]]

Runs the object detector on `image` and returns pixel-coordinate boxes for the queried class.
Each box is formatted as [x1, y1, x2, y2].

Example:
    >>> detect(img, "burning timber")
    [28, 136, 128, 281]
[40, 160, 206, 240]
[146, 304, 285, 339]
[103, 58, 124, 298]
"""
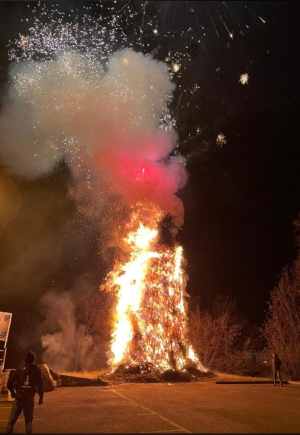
[100, 210, 210, 383]
[102, 363, 214, 384]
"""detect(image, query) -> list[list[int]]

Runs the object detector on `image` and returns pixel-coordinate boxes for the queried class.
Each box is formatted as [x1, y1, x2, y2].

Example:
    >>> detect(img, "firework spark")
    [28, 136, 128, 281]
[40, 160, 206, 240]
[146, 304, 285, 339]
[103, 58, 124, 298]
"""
[216, 133, 226, 146]
[239, 73, 249, 85]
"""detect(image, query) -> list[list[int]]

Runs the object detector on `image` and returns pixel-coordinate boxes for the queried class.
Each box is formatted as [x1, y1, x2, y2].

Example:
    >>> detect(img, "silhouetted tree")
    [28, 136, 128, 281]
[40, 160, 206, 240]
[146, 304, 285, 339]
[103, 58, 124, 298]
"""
[189, 295, 249, 373]
[155, 213, 181, 247]
[74, 289, 112, 370]
[262, 213, 300, 380]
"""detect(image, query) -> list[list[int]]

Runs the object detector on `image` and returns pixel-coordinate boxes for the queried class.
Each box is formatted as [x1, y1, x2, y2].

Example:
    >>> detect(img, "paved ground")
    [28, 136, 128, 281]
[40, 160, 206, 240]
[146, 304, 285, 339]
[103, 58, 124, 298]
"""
[0, 381, 299, 433]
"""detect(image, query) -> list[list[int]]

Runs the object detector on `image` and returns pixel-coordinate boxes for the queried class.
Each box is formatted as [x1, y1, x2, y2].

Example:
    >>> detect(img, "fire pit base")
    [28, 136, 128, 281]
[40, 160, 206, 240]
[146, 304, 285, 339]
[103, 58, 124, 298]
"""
[102, 363, 214, 384]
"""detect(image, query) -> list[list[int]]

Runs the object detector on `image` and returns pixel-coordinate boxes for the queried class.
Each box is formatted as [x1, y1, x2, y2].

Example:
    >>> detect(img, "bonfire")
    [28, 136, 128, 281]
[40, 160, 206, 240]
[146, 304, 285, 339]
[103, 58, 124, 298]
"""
[101, 205, 209, 382]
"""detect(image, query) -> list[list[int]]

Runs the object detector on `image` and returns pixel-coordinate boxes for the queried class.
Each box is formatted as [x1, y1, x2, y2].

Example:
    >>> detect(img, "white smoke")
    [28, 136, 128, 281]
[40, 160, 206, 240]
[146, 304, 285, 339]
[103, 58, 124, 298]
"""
[40, 292, 99, 372]
[0, 49, 187, 216]
[0, 48, 188, 370]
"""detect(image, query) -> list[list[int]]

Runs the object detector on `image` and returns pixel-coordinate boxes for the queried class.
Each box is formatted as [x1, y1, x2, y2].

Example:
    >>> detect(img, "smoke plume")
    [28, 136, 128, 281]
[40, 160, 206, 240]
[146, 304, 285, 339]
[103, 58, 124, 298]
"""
[0, 49, 187, 218]
[0, 48, 188, 369]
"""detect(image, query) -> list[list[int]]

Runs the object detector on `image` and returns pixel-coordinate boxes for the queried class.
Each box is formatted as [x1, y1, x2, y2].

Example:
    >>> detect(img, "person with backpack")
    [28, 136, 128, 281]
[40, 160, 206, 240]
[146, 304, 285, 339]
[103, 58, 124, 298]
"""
[272, 352, 284, 387]
[4, 351, 44, 433]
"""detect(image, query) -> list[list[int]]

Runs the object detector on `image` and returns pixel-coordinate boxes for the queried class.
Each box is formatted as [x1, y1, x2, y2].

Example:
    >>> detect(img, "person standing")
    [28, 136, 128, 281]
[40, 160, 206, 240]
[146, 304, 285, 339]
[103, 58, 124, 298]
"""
[272, 352, 284, 387]
[4, 351, 44, 433]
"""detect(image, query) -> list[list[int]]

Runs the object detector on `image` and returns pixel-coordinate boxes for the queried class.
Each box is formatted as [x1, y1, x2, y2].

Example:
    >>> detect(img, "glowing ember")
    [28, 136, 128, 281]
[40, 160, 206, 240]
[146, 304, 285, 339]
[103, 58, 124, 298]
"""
[172, 63, 180, 73]
[239, 73, 249, 85]
[101, 207, 207, 374]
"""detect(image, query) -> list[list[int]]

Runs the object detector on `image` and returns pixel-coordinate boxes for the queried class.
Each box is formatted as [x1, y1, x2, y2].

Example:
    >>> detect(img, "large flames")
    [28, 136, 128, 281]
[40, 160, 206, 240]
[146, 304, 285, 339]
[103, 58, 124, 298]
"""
[101, 205, 207, 375]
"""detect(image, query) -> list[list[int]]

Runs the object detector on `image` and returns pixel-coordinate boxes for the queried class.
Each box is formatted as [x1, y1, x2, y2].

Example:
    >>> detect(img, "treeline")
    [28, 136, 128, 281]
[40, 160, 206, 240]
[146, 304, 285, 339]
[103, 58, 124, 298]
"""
[189, 214, 300, 381]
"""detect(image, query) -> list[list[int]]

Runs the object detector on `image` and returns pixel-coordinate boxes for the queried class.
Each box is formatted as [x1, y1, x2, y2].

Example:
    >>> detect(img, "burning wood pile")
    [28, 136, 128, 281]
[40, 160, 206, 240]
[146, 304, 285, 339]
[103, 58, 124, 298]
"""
[102, 362, 213, 384]
[100, 208, 211, 383]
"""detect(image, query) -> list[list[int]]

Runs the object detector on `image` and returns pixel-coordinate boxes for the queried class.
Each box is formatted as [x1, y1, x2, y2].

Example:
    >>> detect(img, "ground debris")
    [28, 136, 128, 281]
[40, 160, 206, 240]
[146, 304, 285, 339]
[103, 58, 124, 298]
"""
[102, 362, 215, 384]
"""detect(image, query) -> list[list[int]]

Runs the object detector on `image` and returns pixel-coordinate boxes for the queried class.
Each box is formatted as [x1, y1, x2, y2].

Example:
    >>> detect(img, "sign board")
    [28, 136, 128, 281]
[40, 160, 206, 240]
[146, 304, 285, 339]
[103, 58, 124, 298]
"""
[0, 312, 12, 345]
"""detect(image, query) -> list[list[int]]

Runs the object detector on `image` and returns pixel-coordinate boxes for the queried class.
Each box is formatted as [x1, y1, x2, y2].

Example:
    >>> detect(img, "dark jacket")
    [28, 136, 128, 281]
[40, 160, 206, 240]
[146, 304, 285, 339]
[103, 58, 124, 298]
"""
[7, 363, 44, 400]
[272, 354, 282, 371]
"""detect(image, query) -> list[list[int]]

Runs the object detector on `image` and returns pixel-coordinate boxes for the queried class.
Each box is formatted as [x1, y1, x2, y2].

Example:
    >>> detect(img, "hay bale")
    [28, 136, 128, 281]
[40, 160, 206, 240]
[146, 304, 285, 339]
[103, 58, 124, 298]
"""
[49, 369, 61, 387]
[38, 364, 57, 392]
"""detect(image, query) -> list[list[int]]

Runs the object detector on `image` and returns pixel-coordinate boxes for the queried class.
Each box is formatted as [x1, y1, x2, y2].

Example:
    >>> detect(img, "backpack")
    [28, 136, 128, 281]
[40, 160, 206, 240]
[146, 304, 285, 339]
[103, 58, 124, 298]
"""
[16, 366, 34, 397]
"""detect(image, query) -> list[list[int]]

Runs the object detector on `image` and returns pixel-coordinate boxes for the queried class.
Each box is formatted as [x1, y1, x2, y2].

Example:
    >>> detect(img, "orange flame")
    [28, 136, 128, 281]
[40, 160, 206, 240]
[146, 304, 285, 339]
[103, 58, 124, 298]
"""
[101, 206, 207, 373]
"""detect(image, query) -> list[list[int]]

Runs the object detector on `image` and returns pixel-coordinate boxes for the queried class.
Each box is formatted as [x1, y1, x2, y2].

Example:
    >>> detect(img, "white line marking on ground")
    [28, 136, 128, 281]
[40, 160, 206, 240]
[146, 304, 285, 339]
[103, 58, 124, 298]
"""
[36, 404, 118, 408]
[141, 431, 188, 434]
[110, 388, 191, 433]
[127, 413, 153, 416]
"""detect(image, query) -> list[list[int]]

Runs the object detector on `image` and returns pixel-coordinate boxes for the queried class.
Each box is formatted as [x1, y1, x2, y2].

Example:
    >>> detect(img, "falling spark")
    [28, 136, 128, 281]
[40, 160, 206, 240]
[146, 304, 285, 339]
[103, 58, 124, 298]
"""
[214, 5, 233, 40]
[258, 16, 266, 24]
[172, 63, 180, 73]
[206, 6, 219, 38]
[140, 1, 148, 35]
[223, 1, 243, 31]
[216, 133, 226, 146]
[19, 37, 29, 47]
[117, 1, 132, 15]
[239, 73, 249, 85]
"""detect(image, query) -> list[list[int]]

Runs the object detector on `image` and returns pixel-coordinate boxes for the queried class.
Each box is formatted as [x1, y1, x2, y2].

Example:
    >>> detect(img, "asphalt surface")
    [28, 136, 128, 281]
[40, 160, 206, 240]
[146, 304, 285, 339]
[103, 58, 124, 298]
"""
[0, 381, 299, 433]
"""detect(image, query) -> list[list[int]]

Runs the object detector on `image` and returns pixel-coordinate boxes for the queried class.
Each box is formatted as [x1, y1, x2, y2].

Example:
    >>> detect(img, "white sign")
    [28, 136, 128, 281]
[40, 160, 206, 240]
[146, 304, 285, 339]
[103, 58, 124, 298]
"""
[0, 312, 12, 345]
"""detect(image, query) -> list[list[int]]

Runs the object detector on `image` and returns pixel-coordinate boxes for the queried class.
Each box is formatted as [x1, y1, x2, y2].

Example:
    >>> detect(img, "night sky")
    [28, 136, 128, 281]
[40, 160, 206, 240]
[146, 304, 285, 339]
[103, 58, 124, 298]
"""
[0, 0, 300, 359]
